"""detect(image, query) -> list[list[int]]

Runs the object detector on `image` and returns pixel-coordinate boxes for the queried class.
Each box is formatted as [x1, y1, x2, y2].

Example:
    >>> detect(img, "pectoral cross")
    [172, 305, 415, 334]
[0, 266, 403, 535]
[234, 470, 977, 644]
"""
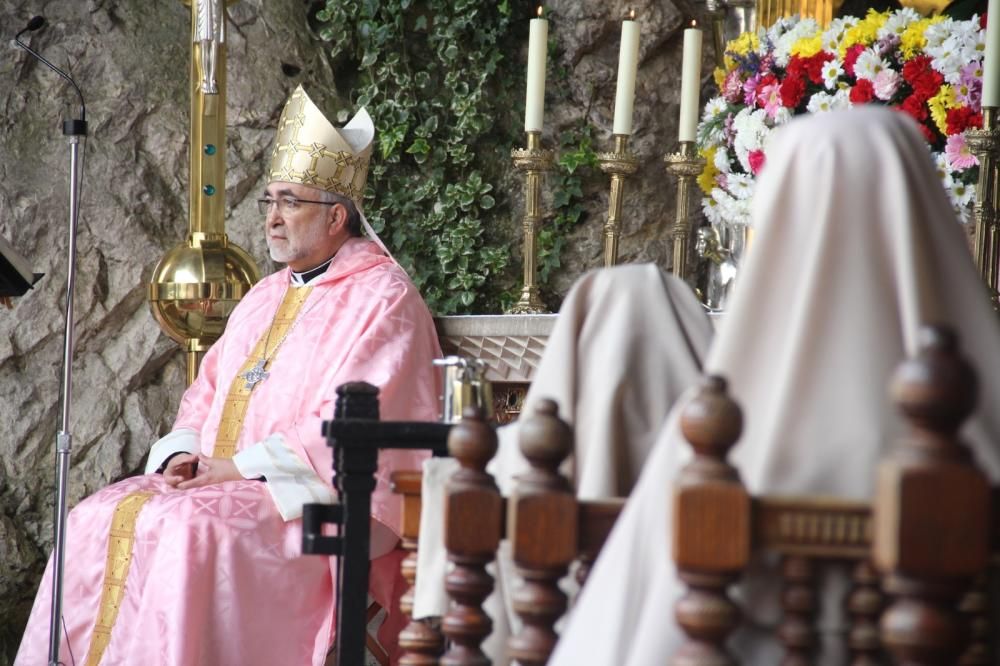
[239, 358, 270, 391]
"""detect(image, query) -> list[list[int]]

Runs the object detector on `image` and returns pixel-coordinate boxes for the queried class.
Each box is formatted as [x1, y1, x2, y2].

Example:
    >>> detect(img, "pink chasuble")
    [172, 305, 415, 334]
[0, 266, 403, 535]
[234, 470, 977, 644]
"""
[16, 238, 442, 666]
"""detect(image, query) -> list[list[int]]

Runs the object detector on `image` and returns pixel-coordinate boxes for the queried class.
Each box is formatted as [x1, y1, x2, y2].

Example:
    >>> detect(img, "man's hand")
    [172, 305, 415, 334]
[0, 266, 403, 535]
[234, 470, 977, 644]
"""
[175, 455, 243, 490]
[163, 453, 200, 487]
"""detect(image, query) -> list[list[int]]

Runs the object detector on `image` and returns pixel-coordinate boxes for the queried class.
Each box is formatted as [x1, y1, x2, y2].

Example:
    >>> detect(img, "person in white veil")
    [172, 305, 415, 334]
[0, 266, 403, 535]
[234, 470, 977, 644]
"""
[549, 106, 1000, 665]
[412, 263, 714, 660]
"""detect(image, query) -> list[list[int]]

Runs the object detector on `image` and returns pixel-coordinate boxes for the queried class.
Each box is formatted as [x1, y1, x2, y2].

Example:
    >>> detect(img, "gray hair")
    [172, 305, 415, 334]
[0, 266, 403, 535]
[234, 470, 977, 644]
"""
[317, 189, 362, 237]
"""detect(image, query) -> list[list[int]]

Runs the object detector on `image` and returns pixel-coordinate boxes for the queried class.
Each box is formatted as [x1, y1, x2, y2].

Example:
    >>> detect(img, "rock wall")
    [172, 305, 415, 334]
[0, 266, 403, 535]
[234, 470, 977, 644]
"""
[0, 0, 709, 660]
[0, 0, 337, 658]
[534, 0, 710, 297]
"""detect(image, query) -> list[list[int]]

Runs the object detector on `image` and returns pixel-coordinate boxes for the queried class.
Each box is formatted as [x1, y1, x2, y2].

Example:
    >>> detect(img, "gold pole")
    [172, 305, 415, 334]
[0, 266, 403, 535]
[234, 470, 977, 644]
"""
[509, 131, 554, 314]
[665, 141, 707, 280]
[149, 0, 260, 386]
[597, 134, 639, 267]
[966, 106, 1000, 307]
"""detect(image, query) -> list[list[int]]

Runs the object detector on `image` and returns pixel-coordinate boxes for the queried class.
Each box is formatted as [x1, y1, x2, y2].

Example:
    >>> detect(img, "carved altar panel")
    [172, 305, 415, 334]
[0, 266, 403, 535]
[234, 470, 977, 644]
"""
[434, 315, 555, 424]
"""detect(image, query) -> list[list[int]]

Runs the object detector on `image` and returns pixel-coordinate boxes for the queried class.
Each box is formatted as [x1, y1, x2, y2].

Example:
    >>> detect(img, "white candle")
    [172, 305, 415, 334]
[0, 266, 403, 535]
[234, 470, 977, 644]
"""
[525, 7, 548, 132]
[612, 13, 640, 135]
[984, 0, 1000, 107]
[678, 21, 703, 142]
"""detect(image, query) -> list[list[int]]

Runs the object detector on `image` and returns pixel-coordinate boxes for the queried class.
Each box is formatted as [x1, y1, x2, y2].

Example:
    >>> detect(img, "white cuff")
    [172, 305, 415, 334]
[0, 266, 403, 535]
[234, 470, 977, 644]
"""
[145, 428, 200, 474]
[232, 434, 336, 521]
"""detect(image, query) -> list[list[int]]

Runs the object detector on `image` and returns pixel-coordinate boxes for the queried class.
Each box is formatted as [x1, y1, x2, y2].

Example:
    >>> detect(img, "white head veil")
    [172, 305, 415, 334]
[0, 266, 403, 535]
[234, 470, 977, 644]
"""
[551, 106, 1000, 666]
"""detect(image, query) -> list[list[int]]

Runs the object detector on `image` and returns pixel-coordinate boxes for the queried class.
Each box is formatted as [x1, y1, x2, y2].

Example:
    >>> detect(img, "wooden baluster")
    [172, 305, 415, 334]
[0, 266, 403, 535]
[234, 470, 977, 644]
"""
[779, 555, 816, 665]
[574, 499, 623, 588]
[507, 398, 577, 666]
[441, 407, 502, 666]
[957, 572, 992, 665]
[847, 561, 884, 666]
[392, 470, 445, 665]
[875, 326, 991, 665]
[672, 375, 749, 666]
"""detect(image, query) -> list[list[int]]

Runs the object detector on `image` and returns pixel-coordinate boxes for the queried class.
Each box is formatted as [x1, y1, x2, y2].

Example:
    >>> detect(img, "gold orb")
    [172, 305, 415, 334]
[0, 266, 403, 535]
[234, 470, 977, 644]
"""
[149, 234, 260, 352]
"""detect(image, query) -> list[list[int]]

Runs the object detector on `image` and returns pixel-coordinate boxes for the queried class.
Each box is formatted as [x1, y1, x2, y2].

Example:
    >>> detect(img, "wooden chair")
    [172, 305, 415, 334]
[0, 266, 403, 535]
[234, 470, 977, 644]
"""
[671, 325, 996, 665]
[425, 401, 624, 666]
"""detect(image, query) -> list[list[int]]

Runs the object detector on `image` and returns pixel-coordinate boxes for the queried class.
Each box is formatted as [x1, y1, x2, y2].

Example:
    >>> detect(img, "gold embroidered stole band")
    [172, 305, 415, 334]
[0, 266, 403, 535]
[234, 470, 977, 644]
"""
[84, 491, 155, 666]
[212, 286, 313, 459]
[83, 287, 313, 661]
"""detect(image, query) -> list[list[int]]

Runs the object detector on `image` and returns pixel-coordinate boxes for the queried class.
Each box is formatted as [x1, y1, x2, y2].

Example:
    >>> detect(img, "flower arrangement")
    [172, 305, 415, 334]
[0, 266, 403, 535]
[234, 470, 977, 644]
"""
[698, 8, 986, 227]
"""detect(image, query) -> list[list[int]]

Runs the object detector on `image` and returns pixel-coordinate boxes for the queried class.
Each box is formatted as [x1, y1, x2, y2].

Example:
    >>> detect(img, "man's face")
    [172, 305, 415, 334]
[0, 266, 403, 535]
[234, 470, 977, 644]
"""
[263, 182, 341, 271]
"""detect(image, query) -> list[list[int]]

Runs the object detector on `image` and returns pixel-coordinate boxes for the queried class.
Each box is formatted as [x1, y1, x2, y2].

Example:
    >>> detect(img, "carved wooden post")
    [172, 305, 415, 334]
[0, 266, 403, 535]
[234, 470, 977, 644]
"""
[507, 399, 577, 665]
[847, 561, 884, 666]
[441, 407, 502, 666]
[875, 326, 991, 665]
[778, 555, 816, 665]
[392, 470, 445, 665]
[575, 499, 624, 588]
[957, 573, 992, 665]
[672, 375, 749, 666]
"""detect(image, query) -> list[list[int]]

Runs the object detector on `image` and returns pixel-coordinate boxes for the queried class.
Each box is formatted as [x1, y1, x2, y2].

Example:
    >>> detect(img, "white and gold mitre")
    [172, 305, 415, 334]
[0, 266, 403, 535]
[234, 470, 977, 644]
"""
[268, 85, 373, 205]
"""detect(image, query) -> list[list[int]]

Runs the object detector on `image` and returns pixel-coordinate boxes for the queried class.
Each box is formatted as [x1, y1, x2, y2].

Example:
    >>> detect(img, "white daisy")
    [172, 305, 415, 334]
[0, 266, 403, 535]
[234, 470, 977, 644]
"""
[854, 49, 890, 81]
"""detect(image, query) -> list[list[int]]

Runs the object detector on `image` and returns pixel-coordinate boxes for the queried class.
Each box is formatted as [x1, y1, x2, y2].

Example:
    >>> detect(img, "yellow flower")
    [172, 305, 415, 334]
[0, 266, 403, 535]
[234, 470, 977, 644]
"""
[721, 32, 760, 74]
[900, 16, 946, 59]
[928, 85, 959, 136]
[791, 33, 824, 58]
[727, 31, 759, 58]
[839, 9, 891, 56]
[698, 147, 719, 195]
[714, 66, 726, 88]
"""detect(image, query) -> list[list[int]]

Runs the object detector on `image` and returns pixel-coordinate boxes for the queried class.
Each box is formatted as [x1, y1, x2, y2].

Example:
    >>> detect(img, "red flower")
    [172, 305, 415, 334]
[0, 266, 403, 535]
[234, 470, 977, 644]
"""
[802, 52, 834, 85]
[748, 149, 766, 175]
[850, 79, 875, 104]
[899, 94, 927, 119]
[982, 12, 988, 30]
[780, 74, 807, 108]
[946, 106, 983, 134]
[902, 55, 944, 101]
[844, 44, 866, 78]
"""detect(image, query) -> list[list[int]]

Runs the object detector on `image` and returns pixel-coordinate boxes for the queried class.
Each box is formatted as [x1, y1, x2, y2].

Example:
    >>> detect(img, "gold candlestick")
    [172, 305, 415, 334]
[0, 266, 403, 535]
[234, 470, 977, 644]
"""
[597, 134, 639, 267]
[664, 141, 706, 280]
[510, 131, 555, 314]
[965, 106, 1000, 306]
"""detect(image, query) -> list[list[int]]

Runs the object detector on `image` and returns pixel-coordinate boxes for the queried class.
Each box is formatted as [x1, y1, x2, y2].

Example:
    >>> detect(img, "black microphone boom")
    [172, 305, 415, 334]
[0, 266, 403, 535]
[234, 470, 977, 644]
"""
[12, 15, 87, 133]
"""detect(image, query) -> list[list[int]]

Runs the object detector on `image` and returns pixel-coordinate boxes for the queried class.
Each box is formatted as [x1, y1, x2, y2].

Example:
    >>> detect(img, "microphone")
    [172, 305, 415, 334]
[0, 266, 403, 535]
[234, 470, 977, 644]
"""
[17, 15, 46, 38]
[12, 15, 87, 135]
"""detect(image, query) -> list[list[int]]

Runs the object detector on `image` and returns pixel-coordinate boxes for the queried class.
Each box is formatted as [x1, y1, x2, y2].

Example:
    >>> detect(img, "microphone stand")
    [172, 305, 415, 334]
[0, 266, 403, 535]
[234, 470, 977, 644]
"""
[49, 116, 85, 666]
[14, 19, 89, 665]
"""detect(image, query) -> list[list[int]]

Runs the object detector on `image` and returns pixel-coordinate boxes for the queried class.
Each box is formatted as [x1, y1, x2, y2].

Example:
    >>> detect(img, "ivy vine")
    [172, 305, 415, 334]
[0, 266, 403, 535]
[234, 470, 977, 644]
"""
[315, 0, 528, 314]
[313, 1, 601, 314]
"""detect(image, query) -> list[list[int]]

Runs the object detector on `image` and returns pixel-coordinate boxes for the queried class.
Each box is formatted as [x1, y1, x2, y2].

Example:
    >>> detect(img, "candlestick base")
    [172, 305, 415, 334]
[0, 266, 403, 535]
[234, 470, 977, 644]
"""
[664, 141, 706, 281]
[508, 132, 555, 315]
[598, 134, 639, 267]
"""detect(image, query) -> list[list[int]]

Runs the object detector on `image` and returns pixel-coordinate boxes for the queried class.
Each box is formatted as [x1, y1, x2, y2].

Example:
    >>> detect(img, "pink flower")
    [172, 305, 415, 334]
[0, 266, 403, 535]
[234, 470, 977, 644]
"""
[723, 70, 744, 103]
[743, 75, 762, 107]
[748, 149, 766, 175]
[873, 69, 901, 101]
[945, 134, 978, 170]
[757, 82, 784, 118]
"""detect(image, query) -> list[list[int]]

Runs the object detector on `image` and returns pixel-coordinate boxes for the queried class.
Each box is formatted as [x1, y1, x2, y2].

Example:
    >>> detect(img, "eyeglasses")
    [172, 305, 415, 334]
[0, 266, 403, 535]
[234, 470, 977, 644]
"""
[257, 196, 336, 216]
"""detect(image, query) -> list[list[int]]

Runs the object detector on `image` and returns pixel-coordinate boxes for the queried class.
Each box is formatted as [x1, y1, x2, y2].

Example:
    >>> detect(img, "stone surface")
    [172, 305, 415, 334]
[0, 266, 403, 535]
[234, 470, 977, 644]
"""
[535, 0, 712, 298]
[0, 0, 708, 660]
[0, 0, 335, 659]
